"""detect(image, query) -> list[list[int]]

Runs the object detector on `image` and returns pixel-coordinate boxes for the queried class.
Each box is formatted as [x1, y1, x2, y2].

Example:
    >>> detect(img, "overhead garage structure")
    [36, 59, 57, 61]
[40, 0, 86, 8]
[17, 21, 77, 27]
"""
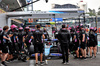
[0, 11, 84, 28]
[1, 0, 26, 11]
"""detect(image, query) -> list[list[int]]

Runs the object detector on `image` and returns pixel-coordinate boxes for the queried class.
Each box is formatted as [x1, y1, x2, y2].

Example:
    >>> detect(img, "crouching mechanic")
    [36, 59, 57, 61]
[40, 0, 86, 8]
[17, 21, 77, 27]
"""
[57, 24, 70, 64]
[33, 24, 45, 65]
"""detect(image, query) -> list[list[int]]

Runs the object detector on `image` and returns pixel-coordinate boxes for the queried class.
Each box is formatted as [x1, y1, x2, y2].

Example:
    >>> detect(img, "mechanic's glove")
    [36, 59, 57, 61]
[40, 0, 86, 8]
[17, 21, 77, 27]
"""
[29, 39, 32, 43]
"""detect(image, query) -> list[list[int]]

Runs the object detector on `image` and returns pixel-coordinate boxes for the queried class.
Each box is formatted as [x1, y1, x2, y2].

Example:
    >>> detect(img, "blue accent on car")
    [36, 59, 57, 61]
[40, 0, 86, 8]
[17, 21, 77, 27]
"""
[49, 11, 64, 13]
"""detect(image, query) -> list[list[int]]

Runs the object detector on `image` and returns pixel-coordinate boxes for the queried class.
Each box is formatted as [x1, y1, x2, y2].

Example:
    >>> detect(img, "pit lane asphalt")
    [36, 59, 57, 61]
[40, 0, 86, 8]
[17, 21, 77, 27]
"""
[5, 54, 100, 66]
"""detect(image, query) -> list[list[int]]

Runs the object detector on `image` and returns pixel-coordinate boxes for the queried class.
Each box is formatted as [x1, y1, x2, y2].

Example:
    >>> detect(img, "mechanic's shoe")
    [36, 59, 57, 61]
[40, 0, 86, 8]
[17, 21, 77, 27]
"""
[64, 63, 67, 65]
[45, 60, 48, 65]
[84, 57, 87, 60]
[10, 58, 15, 62]
[5, 60, 10, 63]
[94, 56, 96, 59]
[35, 63, 38, 66]
[80, 57, 84, 59]
[66, 62, 69, 65]
[90, 56, 92, 59]
[40, 62, 44, 66]
[1, 61, 7, 66]
[62, 62, 66, 65]
[74, 56, 79, 59]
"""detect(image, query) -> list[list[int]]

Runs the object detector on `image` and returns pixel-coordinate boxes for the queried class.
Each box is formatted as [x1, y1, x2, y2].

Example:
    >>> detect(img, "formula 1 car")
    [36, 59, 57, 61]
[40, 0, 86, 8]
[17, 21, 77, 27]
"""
[44, 38, 62, 57]
[31, 38, 62, 57]
[30, 38, 62, 64]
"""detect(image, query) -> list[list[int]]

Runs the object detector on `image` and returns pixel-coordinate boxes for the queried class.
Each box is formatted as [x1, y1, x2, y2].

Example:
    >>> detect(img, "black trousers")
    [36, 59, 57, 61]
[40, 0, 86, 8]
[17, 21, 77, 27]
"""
[25, 42, 31, 51]
[61, 45, 69, 62]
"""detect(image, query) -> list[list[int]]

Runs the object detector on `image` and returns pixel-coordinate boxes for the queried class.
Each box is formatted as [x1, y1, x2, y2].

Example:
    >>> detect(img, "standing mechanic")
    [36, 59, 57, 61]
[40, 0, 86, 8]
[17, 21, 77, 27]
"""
[0, 28, 3, 59]
[1, 26, 10, 66]
[33, 24, 45, 65]
[24, 27, 34, 51]
[89, 27, 97, 58]
[70, 27, 79, 59]
[18, 27, 25, 51]
[79, 25, 87, 60]
[57, 24, 70, 64]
